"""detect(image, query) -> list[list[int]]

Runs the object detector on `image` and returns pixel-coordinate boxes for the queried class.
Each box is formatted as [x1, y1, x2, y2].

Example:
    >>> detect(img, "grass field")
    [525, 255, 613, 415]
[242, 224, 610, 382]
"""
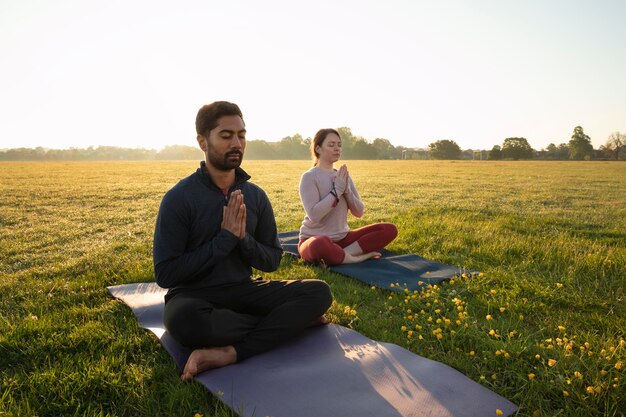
[1, 160, 625, 417]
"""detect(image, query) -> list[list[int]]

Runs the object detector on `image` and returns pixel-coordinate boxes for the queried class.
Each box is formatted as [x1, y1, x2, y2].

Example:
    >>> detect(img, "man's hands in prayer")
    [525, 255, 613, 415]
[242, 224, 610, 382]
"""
[221, 190, 247, 239]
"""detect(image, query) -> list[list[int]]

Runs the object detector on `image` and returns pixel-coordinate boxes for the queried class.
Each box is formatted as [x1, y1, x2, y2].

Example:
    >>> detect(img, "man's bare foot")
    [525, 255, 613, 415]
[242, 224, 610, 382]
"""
[342, 251, 381, 264]
[181, 345, 237, 381]
[308, 315, 330, 327]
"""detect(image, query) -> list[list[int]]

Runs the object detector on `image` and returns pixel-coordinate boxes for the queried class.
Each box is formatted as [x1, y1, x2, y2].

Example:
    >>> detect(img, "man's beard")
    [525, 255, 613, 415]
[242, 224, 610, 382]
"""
[208, 150, 244, 171]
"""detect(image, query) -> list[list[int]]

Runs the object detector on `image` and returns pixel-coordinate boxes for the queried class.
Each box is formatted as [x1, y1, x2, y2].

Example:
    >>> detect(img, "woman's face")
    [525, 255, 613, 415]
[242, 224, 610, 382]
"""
[316, 133, 341, 164]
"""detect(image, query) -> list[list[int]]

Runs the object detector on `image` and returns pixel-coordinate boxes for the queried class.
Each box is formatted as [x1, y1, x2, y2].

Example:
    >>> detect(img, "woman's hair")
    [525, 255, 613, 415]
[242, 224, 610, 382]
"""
[310, 128, 340, 166]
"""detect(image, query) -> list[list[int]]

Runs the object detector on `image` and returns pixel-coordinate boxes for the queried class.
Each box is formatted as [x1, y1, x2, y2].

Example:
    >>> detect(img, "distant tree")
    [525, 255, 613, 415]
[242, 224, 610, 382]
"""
[461, 149, 475, 160]
[604, 131, 625, 160]
[501, 137, 534, 160]
[597, 144, 612, 160]
[351, 138, 377, 159]
[488, 145, 503, 160]
[544, 143, 558, 160]
[245, 140, 277, 159]
[276, 134, 308, 159]
[568, 126, 593, 160]
[156, 145, 201, 160]
[555, 143, 569, 160]
[428, 140, 461, 160]
[372, 138, 397, 159]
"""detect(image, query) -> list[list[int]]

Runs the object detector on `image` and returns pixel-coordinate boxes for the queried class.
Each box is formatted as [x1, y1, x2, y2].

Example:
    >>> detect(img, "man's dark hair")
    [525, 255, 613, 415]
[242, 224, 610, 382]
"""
[195, 101, 244, 137]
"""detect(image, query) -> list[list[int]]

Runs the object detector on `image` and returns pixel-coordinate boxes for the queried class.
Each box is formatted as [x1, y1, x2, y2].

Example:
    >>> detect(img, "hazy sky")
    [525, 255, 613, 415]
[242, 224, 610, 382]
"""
[1, 0, 625, 151]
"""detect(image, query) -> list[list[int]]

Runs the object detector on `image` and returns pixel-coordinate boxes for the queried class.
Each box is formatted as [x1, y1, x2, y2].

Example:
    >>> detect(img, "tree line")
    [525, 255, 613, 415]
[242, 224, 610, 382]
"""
[1, 126, 623, 161]
[430, 127, 624, 161]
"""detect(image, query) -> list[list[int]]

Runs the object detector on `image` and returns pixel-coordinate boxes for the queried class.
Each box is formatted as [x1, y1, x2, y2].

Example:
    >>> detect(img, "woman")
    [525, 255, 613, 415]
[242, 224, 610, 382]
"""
[298, 128, 398, 265]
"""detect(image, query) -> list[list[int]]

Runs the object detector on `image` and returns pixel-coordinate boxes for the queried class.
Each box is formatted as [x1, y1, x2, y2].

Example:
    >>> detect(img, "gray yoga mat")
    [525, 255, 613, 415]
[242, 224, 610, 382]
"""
[108, 282, 518, 417]
[279, 230, 474, 291]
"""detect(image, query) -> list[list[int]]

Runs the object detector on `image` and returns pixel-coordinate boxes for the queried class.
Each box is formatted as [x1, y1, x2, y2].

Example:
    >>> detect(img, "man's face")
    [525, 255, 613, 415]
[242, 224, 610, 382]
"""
[199, 115, 246, 171]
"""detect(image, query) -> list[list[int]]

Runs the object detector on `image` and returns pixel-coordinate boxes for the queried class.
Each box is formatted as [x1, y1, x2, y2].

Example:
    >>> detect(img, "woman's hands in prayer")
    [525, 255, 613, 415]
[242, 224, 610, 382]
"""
[334, 165, 350, 195]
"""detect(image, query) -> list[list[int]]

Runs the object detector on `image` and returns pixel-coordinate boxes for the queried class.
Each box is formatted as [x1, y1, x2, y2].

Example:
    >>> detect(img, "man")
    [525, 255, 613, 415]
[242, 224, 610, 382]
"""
[153, 101, 332, 381]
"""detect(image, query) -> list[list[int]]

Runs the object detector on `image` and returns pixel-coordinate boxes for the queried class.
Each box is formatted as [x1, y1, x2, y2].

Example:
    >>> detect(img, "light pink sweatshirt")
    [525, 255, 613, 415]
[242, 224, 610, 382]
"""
[298, 167, 365, 241]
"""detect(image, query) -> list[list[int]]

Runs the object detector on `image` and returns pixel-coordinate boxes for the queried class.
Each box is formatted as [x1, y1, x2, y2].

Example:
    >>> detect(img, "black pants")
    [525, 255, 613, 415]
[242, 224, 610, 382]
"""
[163, 279, 332, 362]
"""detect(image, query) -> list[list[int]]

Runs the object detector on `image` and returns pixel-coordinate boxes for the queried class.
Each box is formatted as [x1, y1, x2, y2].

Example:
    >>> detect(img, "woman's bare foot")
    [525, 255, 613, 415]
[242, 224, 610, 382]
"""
[181, 345, 237, 381]
[342, 251, 381, 264]
[309, 315, 330, 327]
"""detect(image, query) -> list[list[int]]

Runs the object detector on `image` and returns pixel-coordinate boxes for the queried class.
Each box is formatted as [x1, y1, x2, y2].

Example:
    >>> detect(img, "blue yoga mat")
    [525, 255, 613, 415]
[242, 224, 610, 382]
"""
[279, 230, 474, 291]
[108, 282, 517, 417]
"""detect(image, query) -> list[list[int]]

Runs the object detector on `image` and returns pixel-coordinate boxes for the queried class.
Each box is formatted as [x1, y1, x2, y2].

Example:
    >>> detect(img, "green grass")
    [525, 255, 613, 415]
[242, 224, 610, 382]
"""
[1, 160, 625, 417]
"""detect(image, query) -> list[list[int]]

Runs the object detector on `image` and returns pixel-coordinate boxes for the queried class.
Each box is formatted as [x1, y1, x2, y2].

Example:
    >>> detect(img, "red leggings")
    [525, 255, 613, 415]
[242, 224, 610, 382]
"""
[298, 222, 398, 266]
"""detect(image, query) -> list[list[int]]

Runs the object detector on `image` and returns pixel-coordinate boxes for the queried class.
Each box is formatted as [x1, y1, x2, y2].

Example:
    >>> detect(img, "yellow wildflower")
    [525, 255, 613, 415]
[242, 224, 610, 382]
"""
[586, 386, 595, 394]
[556, 283, 563, 288]
[528, 373, 535, 380]
[548, 359, 557, 367]
[401, 326, 407, 332]
[615, 361, 623, 370]
[574, 371, 583, 379]
[486, 314, 493, 321]
[562, 390, 569, 397]
[557, 325, 566, 331]
[490, 289, 497, 295]
[496, 409, 503, 416]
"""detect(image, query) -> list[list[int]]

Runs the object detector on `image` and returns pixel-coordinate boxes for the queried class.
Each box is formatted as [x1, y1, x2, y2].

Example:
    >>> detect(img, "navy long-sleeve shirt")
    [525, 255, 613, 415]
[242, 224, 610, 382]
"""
[153, 162, 282, 297]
